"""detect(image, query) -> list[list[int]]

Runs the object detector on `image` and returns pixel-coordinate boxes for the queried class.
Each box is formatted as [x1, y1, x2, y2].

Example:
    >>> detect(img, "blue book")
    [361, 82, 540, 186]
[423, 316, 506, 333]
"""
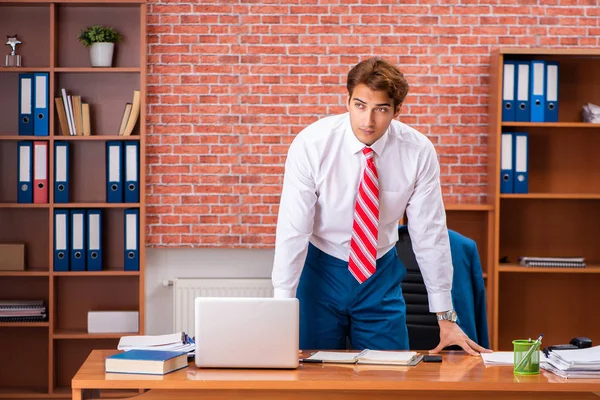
[105, 350, 188, 375]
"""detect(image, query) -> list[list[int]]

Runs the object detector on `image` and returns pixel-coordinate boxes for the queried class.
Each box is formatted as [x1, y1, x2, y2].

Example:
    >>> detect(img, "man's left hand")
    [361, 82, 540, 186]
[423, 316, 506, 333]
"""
[430, 320, 493, 356]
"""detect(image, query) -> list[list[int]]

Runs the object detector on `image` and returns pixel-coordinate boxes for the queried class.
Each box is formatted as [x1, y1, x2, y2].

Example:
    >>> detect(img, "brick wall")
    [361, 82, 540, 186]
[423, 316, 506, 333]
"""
[145, 0, 599, 247]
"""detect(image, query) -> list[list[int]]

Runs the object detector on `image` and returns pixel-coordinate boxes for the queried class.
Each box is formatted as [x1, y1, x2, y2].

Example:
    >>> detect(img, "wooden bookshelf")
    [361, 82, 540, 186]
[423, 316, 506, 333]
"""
[488, 48, 600, 351]
[0, 1, 146, 398]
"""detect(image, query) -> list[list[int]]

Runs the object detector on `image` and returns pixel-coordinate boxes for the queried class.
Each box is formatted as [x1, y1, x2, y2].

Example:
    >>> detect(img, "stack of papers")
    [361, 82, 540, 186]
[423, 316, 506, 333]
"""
[305, 349, 419, 365]
[118, 332, 195, 355]
[481, 351, 546, 366]
[583, 103, 600, 123]
[542, 345, 600, 379]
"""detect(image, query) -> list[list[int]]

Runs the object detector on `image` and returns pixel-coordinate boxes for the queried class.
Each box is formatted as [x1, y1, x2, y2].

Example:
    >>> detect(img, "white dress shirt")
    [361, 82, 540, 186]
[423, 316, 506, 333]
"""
[271, 112, 453, 313]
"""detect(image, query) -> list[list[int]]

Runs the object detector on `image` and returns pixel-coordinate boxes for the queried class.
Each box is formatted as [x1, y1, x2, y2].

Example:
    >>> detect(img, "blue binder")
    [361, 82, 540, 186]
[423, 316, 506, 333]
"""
[502, 61, 516, 122]
[54, 209, 70, 271]
[54, 141, 69, 203]
[106, 141, 123, 203]
[513, 132, 529, 194]
[529, 60, 545, 122]
[545, 61, 559, 123]
[18, 73, 34, 135]
[515, 61, 530, 122]
[124, 209, 139, 271]
[17, 141, 33, 203]
[33, 72, 49, 136]
[87, 209, 102, 271]
[500, 133, 513, 194]
[124, 142, 139, 203]
[70, 210, 86, 271]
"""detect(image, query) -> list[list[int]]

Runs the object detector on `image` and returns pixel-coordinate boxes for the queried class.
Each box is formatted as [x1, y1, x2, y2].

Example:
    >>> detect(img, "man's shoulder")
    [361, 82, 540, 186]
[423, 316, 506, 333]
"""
[389, 119, 432, 148]
[297, 113, 348, 142]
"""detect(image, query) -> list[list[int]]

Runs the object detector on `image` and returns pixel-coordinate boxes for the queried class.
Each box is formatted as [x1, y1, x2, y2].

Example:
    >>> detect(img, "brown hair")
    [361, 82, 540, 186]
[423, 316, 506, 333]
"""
[346, 58, 409, 110]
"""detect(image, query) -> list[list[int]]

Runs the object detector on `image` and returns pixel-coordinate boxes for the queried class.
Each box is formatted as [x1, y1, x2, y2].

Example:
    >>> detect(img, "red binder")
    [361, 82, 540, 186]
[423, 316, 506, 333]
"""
[33, 141, 48, 204]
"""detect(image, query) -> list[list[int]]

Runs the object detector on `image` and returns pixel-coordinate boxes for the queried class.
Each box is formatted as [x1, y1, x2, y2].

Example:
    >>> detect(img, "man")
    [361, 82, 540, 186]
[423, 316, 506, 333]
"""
[271, 57, 490, 356]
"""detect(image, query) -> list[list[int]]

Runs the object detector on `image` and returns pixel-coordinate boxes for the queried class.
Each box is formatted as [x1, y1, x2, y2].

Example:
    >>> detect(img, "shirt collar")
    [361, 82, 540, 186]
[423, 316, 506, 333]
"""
[343, 113, 389, 157]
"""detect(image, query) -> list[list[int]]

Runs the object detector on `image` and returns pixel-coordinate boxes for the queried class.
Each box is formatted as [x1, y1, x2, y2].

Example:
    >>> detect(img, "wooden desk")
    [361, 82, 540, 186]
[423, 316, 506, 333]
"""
[72, 350, 600, 400]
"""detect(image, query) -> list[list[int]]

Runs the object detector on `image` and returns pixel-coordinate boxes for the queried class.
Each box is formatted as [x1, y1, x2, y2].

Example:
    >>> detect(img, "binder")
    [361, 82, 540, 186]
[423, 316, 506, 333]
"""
[70, 210, 86, 271]
[106, 141, 123, 203]
[500, 133, 513, 194]
[515, 61, 530, 122]
[33, 141, 48, 204]
[545, 61, 559, 122]
[17, 141, 33, 203]
[54, 142, 70, 203]
[33, 72, 49, 136]
[124, 142, 139, 203]
[502, 61, 516, 122]
[54, 209, 69, 271]
[18, 73, 34, 135]
[124, 209, 139, 271]
[87, 209, 102, 271]
[513, 132, 529, 194]
[529, 60, 545, 122]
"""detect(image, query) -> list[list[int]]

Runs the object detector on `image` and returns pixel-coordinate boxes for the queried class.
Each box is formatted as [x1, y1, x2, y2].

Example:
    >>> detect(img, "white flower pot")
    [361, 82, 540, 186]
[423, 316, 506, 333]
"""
[89, 42, 114, 67]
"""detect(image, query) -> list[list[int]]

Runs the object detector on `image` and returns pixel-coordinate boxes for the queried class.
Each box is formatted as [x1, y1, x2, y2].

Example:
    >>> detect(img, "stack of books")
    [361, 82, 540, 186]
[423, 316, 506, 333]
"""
[117, 331, 195, 355]
[583, 103, 600, 123]
[0, 300, 47, 322]
[518, 256, 586, 268]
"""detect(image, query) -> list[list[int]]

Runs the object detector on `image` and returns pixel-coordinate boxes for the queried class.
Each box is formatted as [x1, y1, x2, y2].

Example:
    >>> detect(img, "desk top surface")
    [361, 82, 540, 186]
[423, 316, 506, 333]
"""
[72, 350, 600, 392]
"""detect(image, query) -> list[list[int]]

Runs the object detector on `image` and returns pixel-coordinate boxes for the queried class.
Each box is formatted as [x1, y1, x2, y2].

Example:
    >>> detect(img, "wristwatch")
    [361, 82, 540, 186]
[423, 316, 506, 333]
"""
[436, 310, 458, 323]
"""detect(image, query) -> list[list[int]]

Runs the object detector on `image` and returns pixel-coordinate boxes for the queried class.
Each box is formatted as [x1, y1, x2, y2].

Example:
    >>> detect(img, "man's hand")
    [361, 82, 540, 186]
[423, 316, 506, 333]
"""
[430, 320, 492, 356]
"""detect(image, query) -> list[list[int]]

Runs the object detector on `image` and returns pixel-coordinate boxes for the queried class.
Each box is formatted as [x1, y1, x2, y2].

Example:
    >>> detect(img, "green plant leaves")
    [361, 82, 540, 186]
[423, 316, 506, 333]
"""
[78, 25, 123, 47]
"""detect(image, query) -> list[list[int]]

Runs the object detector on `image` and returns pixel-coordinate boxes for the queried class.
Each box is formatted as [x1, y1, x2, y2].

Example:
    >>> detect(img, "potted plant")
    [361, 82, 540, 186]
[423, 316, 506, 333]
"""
[78, 25, 123, 67]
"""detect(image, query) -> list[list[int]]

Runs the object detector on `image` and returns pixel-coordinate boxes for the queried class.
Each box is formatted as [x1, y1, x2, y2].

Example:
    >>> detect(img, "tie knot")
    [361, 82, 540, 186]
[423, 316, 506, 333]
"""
[362, 147, 374, 160]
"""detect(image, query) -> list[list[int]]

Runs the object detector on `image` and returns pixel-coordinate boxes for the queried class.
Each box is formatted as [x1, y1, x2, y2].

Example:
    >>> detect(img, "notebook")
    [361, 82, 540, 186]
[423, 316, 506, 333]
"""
[305, 349, 419, 365]
[194, 297, 299, 369]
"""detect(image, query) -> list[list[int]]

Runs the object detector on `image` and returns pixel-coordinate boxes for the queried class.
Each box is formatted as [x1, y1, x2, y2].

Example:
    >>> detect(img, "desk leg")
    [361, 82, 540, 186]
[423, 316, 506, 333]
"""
[72, 389, 82, 400]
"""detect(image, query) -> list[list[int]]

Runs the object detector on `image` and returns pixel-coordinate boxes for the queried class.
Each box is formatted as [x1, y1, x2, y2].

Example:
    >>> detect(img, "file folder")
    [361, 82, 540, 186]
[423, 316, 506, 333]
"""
[515, 61, 530, 122]
[17, 141, 33, 203]
[33, 141, 48, 204]
[124, 142, 139, 203]
[70, 210, 86, 271]
[124, 209, 139, 271]
[54, 209, 69, 271]
[502, 61, 516, 122]
[513, 132, 529, 194]
[18, 73, 34, 135]
[529, 60, 545, 122]
[87, 209, 102, 271]
[106, 141, 123, 203]
[54, 142, 70, 203]
[33, 72, 49, 136]
[545, 61, 559, 123]
[500, 133, 513, 194]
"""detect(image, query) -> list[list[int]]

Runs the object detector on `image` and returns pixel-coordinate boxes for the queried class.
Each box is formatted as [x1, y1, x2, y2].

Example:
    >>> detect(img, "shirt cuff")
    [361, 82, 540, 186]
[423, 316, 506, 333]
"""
[428, 291, 453, 313]
[274, 288, 297, 299]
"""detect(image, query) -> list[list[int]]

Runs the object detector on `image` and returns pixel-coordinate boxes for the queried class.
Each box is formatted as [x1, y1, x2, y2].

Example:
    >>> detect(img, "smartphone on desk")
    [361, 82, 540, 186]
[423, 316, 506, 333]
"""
[423, 355, 442, 363]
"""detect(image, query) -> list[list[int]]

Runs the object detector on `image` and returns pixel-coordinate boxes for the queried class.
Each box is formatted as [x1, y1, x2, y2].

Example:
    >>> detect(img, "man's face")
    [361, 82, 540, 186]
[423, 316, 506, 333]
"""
[346, 83, 401, 146]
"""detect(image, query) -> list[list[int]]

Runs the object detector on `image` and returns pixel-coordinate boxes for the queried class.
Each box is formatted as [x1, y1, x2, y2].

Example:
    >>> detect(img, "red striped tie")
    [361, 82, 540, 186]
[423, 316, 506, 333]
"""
[348, 147, 379, 283]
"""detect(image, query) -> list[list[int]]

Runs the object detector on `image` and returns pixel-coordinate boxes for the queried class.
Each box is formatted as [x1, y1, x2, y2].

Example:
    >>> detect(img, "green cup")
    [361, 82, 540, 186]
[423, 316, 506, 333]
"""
[513, 339, 540, 375]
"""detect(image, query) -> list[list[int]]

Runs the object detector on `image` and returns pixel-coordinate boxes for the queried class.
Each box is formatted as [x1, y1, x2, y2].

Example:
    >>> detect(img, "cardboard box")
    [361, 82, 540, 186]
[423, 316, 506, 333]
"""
[0, 244, 25, 271]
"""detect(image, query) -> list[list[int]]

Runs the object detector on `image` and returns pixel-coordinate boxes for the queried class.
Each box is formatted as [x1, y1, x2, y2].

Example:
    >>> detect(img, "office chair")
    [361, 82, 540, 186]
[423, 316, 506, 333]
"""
[396, 225, 490, 351]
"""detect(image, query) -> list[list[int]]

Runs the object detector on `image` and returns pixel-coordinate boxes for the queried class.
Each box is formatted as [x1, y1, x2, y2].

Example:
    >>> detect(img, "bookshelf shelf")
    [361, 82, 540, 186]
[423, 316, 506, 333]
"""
[444, 203, 494, 211]
[52, 271, 140, 276]
[500, 193, 600, 200]
[53, 135, 141, 140]
[489, 48, 600, 351]
[53, 330, 129, 339]
[0, 322, 49, 327]
[498, 265, 600, 274]
[502, 122, 600, 128]
[55, 67, 141, 73]
[0, 1, 147, 398]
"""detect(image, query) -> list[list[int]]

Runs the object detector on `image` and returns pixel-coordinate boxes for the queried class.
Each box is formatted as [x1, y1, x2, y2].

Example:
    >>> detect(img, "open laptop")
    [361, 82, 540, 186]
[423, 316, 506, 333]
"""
[194, 297, 299, 369]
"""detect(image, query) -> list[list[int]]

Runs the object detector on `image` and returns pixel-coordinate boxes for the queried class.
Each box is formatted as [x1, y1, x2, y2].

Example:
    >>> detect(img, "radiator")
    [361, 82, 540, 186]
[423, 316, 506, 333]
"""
[172, 278, 274, 335]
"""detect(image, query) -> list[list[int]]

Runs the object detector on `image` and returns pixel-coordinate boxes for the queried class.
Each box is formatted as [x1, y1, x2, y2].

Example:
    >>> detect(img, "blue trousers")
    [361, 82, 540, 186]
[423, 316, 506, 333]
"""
[297, 242, 409, 350]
